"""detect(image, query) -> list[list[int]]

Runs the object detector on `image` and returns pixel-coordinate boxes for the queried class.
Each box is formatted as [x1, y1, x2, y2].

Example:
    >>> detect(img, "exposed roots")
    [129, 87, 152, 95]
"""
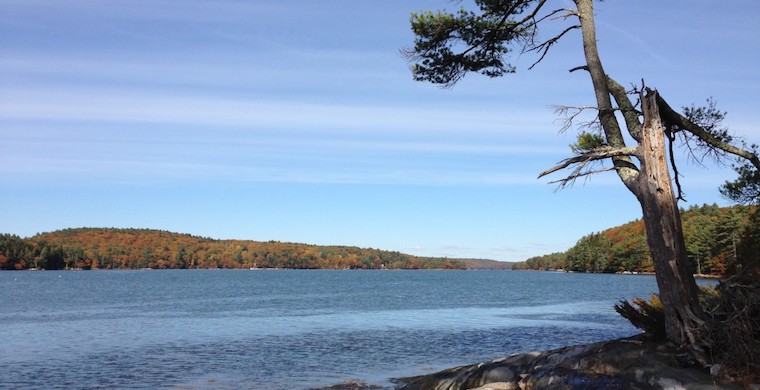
[616, 281, 760, 384]
[700, 279, 760, 384]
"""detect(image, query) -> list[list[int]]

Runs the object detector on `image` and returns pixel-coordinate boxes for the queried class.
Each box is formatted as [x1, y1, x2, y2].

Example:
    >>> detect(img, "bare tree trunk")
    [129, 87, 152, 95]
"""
[574, 0, 640, 193]
[638, 91, 705, 349]
[575, 0, 705, 351]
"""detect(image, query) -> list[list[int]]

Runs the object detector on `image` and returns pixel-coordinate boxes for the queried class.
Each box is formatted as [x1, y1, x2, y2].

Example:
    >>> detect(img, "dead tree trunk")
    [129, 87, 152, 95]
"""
[637, 90, 705, 349]
[575, 0, 706, 352]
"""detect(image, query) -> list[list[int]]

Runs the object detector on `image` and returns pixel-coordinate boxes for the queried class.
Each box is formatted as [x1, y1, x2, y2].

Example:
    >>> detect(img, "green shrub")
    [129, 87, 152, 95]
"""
[614, 293, 666, 340]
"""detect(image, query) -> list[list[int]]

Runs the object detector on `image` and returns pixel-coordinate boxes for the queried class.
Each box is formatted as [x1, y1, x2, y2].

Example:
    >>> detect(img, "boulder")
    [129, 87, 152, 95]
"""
[395, 335, 741, 390]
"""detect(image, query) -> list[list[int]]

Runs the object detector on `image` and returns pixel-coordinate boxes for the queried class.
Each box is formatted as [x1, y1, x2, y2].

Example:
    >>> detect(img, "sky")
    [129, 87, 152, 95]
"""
[1, 1, 759, 262]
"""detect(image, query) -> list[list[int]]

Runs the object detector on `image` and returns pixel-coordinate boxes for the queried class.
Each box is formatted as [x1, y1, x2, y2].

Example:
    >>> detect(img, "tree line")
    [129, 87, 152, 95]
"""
[0, 228, 465, 271]
[513, 204, 758, 276]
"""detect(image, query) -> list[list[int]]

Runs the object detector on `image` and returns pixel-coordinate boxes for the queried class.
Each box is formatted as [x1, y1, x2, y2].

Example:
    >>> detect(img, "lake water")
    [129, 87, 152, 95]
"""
[1, 270, 662, 389]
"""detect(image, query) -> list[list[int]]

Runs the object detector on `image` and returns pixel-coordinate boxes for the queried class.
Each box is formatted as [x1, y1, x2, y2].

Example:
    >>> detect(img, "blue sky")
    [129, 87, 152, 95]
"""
[2, 1, 759, 262]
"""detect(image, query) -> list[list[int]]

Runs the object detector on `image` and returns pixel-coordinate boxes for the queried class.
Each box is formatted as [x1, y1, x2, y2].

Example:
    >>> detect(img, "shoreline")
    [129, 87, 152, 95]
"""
[316, 335, 745, 390]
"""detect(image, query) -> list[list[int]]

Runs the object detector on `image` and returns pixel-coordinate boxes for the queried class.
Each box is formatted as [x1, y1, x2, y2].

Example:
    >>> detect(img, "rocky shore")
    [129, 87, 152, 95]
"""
[316, 335, 748, 389]
[395, 335, 743, 390]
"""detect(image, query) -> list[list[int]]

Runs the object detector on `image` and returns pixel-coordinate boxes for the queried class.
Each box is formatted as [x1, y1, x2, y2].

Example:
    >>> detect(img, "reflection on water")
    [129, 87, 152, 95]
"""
[0, 270, 658, 389]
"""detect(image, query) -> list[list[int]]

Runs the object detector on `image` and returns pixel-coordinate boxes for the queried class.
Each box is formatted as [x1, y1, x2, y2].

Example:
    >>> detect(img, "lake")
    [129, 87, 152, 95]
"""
[1, 269, 661, 389]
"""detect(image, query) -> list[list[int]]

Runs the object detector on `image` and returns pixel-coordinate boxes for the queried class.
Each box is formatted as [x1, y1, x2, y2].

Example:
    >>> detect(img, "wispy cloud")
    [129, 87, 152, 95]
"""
[1, 85, 555, 134]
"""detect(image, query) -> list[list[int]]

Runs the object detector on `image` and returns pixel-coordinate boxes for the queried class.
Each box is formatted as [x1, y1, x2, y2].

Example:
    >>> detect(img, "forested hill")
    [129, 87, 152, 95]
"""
[459, 258, 513, 270]
[0, 228, 502, 271]
[513, 204, 758, 276]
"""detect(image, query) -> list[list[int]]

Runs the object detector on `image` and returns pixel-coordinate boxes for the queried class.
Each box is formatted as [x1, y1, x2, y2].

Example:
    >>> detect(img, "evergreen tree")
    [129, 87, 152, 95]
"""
[403, 0, 760, 353]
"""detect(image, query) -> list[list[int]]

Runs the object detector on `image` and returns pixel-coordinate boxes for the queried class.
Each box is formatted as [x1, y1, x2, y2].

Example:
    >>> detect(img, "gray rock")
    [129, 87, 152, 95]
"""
[467, 382, 517, 390]
[395, 336, 742, 390]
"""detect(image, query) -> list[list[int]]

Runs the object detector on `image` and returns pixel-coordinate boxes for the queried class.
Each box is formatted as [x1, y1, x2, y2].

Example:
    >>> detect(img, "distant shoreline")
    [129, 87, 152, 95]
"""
[511, 268, 725, 279]
[8, 268, 725, 280]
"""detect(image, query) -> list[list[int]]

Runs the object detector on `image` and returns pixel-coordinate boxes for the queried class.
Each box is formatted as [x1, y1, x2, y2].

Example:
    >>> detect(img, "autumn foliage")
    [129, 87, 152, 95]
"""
[0, 228, 465, 271]
[514, 204, 757, 277]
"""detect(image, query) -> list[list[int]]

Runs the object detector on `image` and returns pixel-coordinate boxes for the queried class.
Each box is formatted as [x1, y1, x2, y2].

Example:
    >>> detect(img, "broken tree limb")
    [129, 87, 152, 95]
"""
[656, 94, 760, 170]
[538, 145, 638, 179]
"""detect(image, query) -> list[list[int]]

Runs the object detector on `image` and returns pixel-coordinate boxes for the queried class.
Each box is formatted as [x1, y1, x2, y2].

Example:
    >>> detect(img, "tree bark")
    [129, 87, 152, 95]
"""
[637, 90, 705, 349]
[575, 0, 705, 351]
[573, 0, 640, 193]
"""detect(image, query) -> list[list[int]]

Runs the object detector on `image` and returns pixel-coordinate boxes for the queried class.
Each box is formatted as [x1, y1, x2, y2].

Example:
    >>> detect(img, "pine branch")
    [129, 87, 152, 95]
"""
[525, 24, 580, 69]
[656, 94, 760, 170]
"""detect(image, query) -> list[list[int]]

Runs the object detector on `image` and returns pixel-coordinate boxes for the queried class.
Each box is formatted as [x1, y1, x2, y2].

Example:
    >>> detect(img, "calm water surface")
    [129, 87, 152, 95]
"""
[1, 270, 660, 389]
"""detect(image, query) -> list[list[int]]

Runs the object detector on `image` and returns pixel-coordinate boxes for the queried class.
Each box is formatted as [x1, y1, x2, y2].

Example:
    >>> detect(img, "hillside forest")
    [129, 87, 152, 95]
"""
[0, 228, 467, 271]
[513, 204, 758, 276]
[1, 204, 754, 274]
